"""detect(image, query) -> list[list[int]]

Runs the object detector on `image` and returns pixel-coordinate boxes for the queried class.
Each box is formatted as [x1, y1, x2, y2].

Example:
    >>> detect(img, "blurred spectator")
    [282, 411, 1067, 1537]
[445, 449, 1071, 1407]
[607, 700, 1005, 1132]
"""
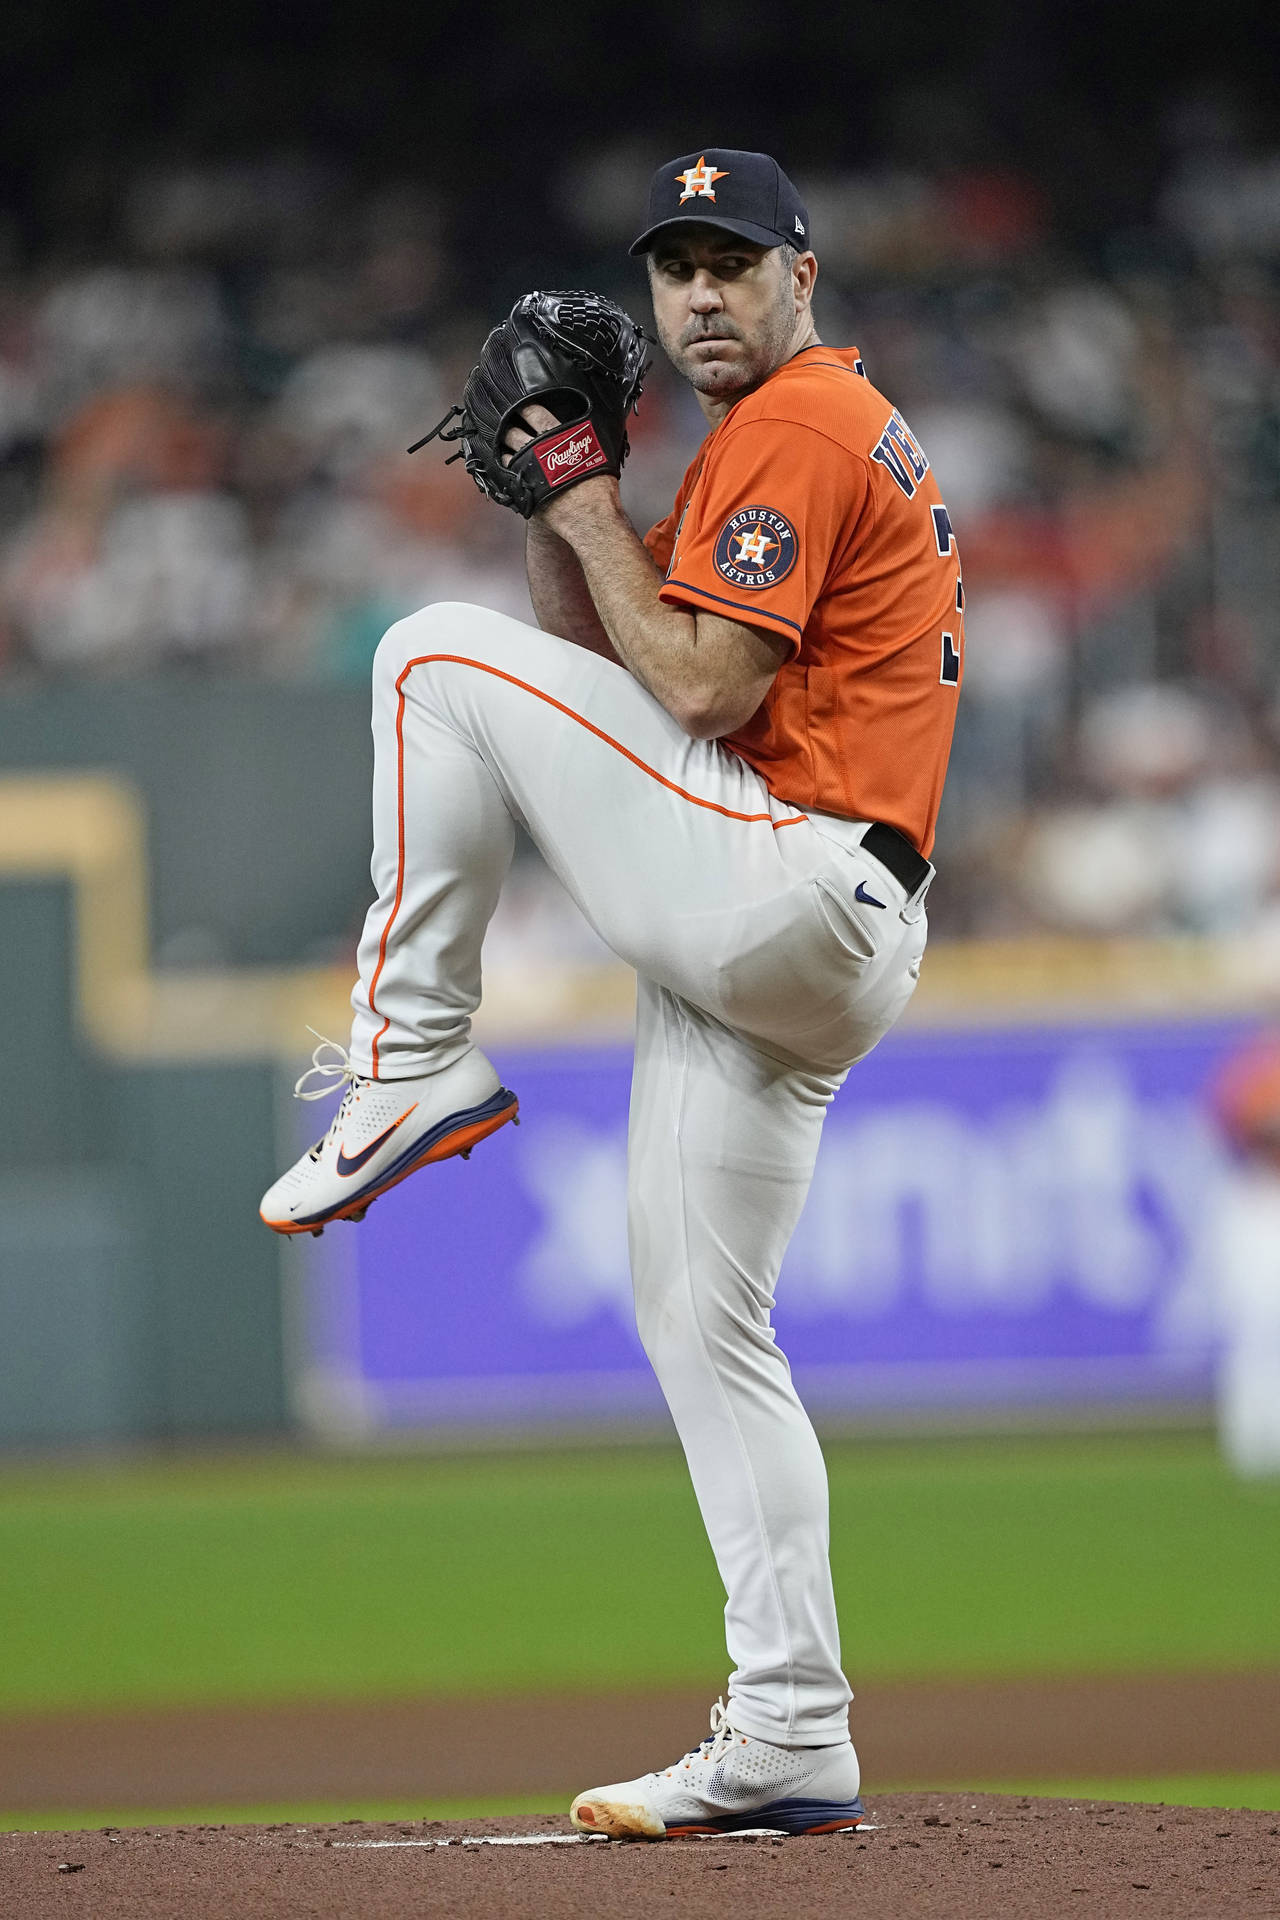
[0, 123, 1278, 944]
[1015, 684, 1280, 936]
[4, 386, 252, 668]
[1210, 1032, 1280, 1476]
[273, 344, 441, 480]
[34, 266, 229, 418]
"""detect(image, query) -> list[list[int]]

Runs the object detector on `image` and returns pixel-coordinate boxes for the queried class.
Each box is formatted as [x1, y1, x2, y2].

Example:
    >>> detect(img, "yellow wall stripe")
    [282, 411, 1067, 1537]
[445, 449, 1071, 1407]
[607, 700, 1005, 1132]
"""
[0, 775, 1271, 1066]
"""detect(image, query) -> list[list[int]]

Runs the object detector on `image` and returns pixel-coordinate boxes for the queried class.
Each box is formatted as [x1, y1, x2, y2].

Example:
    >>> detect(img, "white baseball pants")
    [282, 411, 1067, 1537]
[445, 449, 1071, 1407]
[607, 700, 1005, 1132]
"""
[350, 601, 927, 1749]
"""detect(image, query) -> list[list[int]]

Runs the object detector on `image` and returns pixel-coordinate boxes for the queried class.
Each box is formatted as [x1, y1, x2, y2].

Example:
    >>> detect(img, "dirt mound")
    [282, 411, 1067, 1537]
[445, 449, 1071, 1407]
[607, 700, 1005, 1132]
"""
[4, 1794, 1277, 1918]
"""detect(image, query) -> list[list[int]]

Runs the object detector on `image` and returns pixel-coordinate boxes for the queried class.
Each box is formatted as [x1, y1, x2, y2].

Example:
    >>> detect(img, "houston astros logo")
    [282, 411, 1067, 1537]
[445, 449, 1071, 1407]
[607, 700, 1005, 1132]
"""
[714, 506, 797, 590]
[677, 156, 729, 203]
[733, 527, 777, 566]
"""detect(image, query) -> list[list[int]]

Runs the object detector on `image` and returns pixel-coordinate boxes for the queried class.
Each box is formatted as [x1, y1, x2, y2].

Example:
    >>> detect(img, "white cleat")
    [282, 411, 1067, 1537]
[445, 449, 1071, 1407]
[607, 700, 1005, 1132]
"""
[569, 1698, 867, 1840]
[259, 1034, 518, 1236]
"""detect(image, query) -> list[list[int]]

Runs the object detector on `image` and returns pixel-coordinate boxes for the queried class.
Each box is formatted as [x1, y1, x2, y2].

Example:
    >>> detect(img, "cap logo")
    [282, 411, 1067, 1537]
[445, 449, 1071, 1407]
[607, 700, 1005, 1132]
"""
[795, 216, 805, 234]
[676, 156, 729, 203]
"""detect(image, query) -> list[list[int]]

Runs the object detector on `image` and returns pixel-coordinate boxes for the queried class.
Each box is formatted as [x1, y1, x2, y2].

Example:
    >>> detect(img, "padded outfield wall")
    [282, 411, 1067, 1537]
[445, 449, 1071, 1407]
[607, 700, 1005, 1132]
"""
[0, 678, 1272, 1448]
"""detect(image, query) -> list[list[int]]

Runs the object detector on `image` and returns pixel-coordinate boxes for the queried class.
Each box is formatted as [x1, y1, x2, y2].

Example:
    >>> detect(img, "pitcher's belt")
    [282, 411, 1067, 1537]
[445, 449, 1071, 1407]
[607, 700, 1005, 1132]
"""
[860, 820, 932, 898]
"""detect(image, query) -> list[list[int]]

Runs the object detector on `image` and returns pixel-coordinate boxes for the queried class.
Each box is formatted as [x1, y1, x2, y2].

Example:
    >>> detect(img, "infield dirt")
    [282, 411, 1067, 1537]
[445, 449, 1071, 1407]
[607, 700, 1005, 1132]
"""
[5, 1671, 1279, 1812]
[5, 1795, 1279, 1919]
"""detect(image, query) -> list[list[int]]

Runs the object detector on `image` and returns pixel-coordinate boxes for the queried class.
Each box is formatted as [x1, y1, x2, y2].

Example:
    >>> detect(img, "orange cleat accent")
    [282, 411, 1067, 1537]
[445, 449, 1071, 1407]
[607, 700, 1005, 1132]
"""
[262, 1094, 519, 1235]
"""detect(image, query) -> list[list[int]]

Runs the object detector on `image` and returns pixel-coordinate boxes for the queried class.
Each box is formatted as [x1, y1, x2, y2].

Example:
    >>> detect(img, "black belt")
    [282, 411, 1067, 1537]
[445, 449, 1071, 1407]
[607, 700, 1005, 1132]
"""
[861, 821, 932, 897]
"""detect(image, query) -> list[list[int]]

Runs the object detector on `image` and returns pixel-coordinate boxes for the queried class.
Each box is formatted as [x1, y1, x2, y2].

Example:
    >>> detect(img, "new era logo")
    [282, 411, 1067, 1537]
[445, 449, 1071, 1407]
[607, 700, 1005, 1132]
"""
[795, 216, 805, 234]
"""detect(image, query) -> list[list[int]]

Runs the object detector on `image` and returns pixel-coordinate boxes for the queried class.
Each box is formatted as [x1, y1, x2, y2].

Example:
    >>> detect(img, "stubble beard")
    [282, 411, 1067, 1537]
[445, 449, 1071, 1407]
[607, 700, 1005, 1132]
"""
[660, 284, 798, 401]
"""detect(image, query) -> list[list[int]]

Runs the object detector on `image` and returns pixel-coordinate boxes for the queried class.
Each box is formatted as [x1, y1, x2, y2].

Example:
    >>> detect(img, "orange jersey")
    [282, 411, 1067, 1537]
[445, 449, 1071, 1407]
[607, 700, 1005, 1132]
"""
[644, 346, 964, 856]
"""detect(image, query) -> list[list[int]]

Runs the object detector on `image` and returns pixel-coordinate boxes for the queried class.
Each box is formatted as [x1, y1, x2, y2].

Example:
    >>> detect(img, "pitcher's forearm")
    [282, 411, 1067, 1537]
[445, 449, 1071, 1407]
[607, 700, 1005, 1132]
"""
[558, 496, 696, 694]
[546, 485, 786, 738]
[525, 519, 620, 662]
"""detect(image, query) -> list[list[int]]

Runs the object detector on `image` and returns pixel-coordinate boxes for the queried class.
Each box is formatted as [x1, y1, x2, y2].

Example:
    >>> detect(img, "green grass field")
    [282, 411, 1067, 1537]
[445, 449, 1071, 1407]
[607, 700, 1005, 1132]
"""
[2, 1430, 1278, 1715]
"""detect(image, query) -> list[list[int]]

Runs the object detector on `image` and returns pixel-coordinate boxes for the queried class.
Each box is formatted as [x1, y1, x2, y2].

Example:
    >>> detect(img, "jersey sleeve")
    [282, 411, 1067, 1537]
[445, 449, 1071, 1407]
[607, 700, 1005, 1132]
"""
[644, 501, 680, 573]
[657, 419, 867, 655]
[644, 456, 697, 573]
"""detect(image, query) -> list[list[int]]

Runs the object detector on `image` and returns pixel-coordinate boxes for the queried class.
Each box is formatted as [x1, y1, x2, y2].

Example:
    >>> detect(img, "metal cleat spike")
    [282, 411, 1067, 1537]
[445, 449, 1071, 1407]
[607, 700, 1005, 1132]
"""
[460, 1149, 471, 1160]
[310, 1227, 324, 1238]
[349, 1207, 368, 1222]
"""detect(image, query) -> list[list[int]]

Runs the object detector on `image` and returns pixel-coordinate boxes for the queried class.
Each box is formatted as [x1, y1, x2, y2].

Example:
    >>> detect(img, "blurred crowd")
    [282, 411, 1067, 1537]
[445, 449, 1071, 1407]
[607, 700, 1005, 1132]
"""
[1, 102, 1279, 944]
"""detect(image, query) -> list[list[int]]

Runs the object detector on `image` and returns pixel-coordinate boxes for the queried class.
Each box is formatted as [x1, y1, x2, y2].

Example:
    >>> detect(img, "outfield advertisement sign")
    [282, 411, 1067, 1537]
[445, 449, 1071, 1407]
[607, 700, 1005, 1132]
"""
[293, 1020, 1251, 1433]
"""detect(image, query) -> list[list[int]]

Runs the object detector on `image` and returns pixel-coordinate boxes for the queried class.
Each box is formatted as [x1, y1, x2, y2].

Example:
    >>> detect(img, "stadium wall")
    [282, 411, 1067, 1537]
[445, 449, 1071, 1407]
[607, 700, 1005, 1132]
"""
[0, 678, 1272, 1450]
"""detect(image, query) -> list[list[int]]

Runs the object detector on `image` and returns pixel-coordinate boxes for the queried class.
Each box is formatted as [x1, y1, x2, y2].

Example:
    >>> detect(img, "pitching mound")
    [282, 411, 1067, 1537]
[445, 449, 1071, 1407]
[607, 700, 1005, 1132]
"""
[4, 1793, 1277, 1918]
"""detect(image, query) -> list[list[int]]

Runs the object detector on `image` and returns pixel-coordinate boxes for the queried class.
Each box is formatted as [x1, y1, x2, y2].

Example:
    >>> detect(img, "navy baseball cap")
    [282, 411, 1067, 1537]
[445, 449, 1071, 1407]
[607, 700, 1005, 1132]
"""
[629, 149, 811, 256]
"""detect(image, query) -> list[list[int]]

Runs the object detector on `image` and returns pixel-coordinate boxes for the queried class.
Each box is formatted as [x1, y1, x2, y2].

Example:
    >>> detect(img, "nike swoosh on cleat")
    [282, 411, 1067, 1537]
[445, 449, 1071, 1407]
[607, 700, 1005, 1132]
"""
[854, 881, 886, 908]
[273, 1089, 518, 1231]
[335, 1107, 417, 1177]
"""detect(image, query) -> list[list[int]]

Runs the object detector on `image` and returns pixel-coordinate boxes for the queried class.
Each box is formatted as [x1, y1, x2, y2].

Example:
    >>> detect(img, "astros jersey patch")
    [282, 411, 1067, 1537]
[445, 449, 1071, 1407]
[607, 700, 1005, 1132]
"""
[714, 508, 798, 590]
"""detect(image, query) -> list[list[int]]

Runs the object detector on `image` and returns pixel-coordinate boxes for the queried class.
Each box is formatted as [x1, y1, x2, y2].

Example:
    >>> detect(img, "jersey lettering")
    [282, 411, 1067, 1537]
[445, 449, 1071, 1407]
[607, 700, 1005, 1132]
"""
[932, 505, 965, 648]
[931, 503, 958, 557]
[870, 410, 929, 499]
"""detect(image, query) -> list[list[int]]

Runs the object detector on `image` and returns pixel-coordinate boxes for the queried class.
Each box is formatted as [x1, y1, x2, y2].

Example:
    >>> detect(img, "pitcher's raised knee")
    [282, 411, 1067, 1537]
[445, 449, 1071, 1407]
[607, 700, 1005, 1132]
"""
[373, 600, 556, 692]
[373, 602, 479, 684]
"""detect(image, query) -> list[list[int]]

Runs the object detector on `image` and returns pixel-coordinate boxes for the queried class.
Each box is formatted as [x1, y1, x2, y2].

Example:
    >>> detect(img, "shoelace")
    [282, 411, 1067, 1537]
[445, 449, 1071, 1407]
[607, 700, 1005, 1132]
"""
[294, 1030, 363, 1159]
[294, 1028, 357, 1102]
[662, 1697, 737, 1777]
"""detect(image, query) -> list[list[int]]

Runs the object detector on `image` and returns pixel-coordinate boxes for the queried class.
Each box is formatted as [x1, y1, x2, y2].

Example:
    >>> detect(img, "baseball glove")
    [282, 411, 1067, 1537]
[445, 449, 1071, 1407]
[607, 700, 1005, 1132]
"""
[409, 290, 651, 518]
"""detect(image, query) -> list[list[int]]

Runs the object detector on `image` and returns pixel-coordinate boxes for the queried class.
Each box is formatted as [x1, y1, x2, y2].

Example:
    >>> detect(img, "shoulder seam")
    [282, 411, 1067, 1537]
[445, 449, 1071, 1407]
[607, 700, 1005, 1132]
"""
[710, 413, 875, 469]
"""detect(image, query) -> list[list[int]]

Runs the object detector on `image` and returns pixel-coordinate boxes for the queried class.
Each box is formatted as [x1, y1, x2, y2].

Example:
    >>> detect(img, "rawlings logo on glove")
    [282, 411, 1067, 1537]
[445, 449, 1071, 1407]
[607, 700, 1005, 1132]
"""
[410, 290, 651, 519]
[535, 423, 608, 482]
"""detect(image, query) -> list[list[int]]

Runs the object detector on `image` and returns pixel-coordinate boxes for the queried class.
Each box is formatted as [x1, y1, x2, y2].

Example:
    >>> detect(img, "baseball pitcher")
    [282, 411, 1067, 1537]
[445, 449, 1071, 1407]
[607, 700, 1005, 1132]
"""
[261, 147, 964, 1838]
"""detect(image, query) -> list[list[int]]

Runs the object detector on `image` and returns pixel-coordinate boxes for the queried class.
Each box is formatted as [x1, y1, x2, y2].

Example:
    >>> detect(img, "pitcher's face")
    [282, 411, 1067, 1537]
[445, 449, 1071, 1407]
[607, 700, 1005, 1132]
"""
[648, 228, 816, 403]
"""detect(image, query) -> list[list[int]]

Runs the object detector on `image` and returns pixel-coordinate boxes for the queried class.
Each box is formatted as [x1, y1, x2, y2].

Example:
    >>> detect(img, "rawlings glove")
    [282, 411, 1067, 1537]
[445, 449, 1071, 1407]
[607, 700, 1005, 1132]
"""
[410, 289, 650, 518]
